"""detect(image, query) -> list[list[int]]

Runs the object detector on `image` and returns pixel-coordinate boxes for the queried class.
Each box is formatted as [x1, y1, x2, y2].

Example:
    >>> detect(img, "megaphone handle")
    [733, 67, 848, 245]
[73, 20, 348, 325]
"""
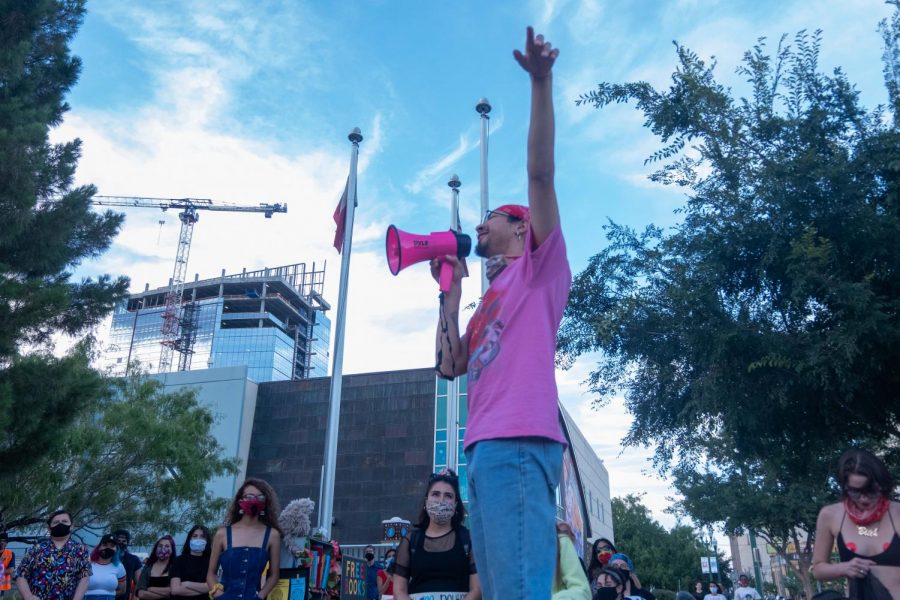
[439, 261, 454, 293]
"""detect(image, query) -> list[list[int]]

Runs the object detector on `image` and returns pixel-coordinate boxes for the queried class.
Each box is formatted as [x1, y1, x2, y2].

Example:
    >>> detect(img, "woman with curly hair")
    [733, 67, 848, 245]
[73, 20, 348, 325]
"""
[207, 478, 282, 600]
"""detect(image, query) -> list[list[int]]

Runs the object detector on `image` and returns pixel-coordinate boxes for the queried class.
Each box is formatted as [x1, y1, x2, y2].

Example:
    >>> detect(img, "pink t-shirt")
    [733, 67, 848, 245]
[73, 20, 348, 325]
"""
[463, 222, 571, 449]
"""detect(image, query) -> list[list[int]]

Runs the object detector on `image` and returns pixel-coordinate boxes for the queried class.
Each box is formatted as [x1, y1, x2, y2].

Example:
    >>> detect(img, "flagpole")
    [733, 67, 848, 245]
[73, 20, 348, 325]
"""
[446, 174, 461, 474]
[476, 97, 491, 295]
[319, 127, 362, 540]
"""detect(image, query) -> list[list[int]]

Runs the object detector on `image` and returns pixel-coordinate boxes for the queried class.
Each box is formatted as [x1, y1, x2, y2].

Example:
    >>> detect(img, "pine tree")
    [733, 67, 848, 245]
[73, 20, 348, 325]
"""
[0, 1, 129, 484]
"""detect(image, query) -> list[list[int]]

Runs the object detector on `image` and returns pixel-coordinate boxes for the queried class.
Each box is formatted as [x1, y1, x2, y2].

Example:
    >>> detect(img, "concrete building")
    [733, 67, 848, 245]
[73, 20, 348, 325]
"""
[153, 366, 260, 501]
[103, 263, 331, 382]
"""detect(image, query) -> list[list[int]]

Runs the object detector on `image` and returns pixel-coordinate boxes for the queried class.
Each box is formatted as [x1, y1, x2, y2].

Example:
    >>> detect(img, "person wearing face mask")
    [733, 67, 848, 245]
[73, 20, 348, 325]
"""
[592, 567, 626, 600]
[136, 535, 176, 600]
[587, 539, 617, 595]
[703, 583, 726, 600]
[87, 535, 126, 600]
[207, 478, 282, 600]
[377, 549, 397, 600]
[608, 554, 654, 600]
[171, 526, 212, 600]
[113, 531, 142, 600]
[16, 509, 92, 600]
[362, 545, 382, 600]
[392, 469, 480, 600]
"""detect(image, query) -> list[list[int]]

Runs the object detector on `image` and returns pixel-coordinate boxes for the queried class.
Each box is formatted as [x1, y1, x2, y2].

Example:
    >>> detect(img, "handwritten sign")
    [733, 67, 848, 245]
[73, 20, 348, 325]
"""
[341, 556, 367, 600]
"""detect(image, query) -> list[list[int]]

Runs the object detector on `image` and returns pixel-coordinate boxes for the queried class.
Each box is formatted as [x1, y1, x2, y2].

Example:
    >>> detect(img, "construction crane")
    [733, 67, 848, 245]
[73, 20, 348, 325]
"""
[91, 196, 287, 373]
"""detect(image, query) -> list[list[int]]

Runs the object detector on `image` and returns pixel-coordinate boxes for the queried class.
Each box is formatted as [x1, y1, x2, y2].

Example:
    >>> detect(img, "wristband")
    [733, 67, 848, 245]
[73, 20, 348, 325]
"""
[209, 583, 224, 598]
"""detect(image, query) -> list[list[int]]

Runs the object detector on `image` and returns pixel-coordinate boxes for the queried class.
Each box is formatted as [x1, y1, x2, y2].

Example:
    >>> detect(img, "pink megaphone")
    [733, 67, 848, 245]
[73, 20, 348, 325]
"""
[385, 225, 471, 292]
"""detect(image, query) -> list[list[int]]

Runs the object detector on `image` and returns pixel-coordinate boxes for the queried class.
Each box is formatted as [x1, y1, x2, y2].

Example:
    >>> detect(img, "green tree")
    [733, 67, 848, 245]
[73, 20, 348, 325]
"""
[611, 495, 729, 592]
[561, 10, 900, 600]
[2, 374, 239, 540]
[0, 0, 129, 481]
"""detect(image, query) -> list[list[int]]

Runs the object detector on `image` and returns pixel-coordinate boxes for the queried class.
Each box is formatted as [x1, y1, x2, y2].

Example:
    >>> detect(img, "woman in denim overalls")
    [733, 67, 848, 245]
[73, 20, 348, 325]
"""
[207, 479, 283, 600]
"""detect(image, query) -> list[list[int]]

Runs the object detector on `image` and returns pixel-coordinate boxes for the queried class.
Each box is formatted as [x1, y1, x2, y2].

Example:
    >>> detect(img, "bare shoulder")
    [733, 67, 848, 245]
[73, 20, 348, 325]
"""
[817, 501, 843, 526]
[268, 529, 281, 542]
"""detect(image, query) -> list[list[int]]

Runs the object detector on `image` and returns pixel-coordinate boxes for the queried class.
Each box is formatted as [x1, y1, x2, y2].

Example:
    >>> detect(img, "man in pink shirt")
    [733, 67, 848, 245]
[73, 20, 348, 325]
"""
[431, 26, 571, 600]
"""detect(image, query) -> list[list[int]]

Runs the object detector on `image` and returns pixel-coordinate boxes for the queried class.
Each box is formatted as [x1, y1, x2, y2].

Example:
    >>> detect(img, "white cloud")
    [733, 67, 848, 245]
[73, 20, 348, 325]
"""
[405, 133, 481, 195]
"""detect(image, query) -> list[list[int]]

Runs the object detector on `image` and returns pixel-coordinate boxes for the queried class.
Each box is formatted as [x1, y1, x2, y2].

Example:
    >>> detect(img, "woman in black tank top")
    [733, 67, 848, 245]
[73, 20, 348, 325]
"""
[811, 449, 900, 599]
[391, 469, 481, 600]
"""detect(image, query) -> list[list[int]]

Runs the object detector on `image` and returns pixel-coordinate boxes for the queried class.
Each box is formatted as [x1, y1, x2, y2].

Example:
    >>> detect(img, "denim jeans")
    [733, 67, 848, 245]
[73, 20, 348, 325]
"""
[465, 437, 563, 600]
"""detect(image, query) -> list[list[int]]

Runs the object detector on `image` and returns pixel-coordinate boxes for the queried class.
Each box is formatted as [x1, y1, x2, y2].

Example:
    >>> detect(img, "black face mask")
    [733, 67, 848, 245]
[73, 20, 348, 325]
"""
[99, 548, 115, 560]
[365, 552, 375, 561]
[50, 523, 71, 538]
[596, 587, 620, 600]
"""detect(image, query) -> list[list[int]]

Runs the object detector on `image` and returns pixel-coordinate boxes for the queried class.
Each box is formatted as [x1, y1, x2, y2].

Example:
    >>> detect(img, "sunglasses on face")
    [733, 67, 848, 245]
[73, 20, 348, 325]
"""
[241, 493, 266, 501]
[844, 484, 882, 500]
[481, 209, 522, 224]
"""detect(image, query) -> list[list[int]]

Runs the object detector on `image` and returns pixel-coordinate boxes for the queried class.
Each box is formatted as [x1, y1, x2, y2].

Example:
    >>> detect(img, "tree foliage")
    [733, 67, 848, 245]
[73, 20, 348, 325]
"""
[2, 374, 240, 541]
[611, 495, 730, 592]
[0, 0, 129, 479]
[563, 25, 900, 468]
[0, 0, 128, 475]
[564, 11, 900, 599]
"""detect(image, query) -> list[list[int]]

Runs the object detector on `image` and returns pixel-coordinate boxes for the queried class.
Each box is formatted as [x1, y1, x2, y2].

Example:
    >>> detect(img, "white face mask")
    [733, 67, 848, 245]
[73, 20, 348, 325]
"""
[710, 588, 719, 594]
[189, 539, 207, 553]
[425, 500, 455, 525]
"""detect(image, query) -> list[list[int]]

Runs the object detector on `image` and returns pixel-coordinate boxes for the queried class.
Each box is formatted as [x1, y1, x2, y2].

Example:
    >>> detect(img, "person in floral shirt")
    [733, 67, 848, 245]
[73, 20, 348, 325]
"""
[16, 510, 92, 600]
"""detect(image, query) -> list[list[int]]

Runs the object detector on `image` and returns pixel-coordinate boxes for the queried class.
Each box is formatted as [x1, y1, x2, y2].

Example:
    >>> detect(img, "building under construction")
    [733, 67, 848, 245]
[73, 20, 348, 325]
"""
[104, 262, 331, 382]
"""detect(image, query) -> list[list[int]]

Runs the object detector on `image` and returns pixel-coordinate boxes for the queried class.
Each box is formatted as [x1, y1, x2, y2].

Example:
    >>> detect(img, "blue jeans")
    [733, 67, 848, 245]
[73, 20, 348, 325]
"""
[465, 437, 563, 600]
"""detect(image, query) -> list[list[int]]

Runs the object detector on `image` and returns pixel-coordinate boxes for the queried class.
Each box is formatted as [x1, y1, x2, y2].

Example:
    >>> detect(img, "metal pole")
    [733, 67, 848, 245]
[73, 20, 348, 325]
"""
[125, 300, 141, 377]
[476, 98, 491, 295]
[318, 127, 362, 540]
[445, 174, 462, 473]
[749, 529, 764, 591]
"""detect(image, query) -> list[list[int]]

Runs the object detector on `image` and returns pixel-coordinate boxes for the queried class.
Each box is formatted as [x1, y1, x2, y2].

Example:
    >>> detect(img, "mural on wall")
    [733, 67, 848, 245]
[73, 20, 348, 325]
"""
[558, 413, 591, 558]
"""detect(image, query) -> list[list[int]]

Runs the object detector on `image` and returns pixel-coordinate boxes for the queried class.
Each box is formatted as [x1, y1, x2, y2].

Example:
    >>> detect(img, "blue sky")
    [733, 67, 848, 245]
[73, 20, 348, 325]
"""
[63, 0, 895, 538]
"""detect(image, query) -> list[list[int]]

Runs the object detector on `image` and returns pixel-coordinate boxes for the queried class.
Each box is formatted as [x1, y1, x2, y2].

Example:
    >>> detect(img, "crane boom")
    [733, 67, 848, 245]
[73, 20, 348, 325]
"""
[92, 195, 287, 373]
[92, 195, 287, 216]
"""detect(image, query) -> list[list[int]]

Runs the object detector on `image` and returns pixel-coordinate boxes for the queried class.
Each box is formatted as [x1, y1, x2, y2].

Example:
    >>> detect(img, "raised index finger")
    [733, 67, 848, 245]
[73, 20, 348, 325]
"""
[525, 25, 534, 51]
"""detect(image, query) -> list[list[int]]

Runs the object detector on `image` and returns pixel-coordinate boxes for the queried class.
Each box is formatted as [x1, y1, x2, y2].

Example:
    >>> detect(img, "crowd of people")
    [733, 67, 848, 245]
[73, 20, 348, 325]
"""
[12, 479, 282, 600]
[5, 448, 899, 600]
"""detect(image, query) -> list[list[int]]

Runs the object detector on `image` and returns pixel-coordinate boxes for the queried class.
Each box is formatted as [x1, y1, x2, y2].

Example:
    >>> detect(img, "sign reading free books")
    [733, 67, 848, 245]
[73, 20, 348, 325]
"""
[341, 556, 367, 599]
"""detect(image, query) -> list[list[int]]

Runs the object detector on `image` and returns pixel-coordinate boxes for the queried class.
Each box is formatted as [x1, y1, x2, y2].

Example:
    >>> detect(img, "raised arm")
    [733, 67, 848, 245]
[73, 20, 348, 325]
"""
[513, 26, 560, 247]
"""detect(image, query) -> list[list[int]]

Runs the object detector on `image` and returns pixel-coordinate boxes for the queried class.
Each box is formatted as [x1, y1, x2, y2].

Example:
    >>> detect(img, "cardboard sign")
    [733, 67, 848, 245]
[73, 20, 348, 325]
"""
[341, 556, 367, 599]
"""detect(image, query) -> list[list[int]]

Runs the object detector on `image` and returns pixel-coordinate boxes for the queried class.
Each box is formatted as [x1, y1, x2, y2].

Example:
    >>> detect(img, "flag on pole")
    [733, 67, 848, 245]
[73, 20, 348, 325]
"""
[333, 177, 357, 253]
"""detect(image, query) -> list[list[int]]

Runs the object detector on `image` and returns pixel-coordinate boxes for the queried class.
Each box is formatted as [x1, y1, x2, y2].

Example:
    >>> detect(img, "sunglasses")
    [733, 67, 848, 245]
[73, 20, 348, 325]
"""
[844, 484, 882, 501]
[482, 209, 522, 224]
[429, 468, 458, 482]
